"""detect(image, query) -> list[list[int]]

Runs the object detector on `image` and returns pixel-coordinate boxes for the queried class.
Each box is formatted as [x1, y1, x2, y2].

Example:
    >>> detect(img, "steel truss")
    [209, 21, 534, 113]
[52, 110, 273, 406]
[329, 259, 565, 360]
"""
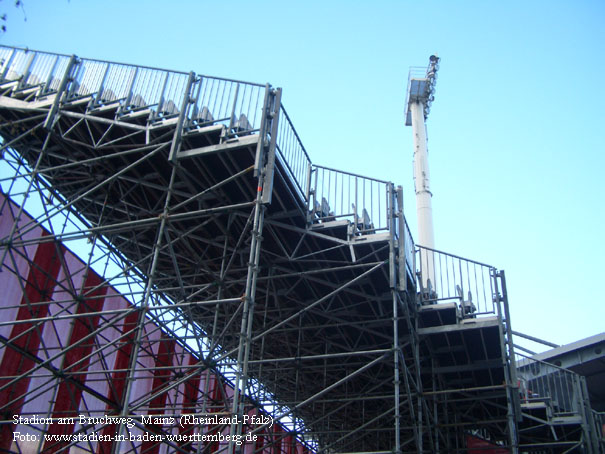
[0, 45, 601, 454]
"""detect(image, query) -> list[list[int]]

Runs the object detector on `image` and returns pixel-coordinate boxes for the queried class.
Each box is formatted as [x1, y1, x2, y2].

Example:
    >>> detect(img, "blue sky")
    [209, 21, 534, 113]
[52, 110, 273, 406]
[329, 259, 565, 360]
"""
[2, 0, 604, 351]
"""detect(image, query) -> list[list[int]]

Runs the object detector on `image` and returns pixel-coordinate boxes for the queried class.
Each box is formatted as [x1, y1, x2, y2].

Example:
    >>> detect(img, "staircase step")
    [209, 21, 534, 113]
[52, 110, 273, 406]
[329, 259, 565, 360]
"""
[521, 401, 548, 411]
[550, 414, 582, 425]
[418, 302, 458, 327]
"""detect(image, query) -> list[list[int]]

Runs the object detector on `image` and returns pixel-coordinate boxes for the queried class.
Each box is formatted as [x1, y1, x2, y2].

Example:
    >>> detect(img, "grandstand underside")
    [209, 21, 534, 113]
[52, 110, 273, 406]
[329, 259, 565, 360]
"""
[0, 46, 602, 454]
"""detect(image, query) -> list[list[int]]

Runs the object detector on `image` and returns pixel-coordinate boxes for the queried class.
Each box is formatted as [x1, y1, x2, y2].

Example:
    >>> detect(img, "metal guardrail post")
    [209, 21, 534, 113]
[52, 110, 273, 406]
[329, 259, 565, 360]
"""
[18, 51, 35, 89]
[254, 84, 272, 177]
[388, 183, 396, 289]
[42, 55, 60, 95]
[261, 88, 282, 205]
[154, 71, 170, 121]
[305, 165, 313, 225]
[305, 161, 313, 208]
[396, 186, 407, 293]
[43, 54, 78, 131]
[310, 166, 318, 223]
[168, 71, 196, 163]
[66, 59, 85, 99]
[120, 66, 139, 115]
[493, 270, 519, 453]
[353, 177, 358, 234]
[227, 83, 240, 135]
[92, 62, 110, 107]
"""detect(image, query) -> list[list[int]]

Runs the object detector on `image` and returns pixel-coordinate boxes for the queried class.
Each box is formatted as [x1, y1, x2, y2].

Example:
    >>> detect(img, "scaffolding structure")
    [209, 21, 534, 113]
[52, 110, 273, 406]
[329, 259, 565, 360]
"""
[0, 46, 602, 454]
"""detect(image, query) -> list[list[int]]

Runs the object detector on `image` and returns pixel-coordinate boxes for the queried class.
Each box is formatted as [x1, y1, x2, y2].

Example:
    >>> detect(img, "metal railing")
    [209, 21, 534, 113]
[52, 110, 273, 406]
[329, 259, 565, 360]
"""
[70, 59, 190, 118]
[274, 106, 312, 200]
[516, 352, 585, 415]
[593, 411, 605, 449]
[416, 246, 496, 316]
[190, 75, 265, 132]
[402, 216, 415, 278]
[0, 45, 266, 132]
[0, 47, 71, 93]
[308, 165, 390, 234]
[516, 352, 604, 452]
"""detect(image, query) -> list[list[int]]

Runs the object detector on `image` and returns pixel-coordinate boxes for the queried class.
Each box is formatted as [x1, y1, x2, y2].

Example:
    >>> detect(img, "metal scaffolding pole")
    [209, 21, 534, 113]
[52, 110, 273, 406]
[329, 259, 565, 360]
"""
[112, 164, 179, 452]
[228, 180, 266, 454]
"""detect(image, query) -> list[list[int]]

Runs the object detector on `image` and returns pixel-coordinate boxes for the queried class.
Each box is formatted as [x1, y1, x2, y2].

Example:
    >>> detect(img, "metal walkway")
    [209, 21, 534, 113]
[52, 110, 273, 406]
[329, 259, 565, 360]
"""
[0, 45, 601, 454]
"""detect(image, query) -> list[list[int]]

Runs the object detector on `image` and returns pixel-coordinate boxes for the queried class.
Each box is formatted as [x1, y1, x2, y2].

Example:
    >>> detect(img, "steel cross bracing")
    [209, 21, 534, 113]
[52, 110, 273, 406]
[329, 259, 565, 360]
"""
[0, 45, 601, 454]
[0, 45, 418, 454]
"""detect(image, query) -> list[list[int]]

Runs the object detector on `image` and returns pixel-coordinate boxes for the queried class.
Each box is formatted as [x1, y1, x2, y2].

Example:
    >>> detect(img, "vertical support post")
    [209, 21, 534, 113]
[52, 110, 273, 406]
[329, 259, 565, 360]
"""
[432, 358, 440, 454]
[388, 184, 401, 454]
[228, 84, 278, 454]
[499, 270, 520, 420]
[493, 269, 519, 454]
[416, 330, 423, 454]
[228, 174, 266, 454]
[579, 376, 599, 454]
